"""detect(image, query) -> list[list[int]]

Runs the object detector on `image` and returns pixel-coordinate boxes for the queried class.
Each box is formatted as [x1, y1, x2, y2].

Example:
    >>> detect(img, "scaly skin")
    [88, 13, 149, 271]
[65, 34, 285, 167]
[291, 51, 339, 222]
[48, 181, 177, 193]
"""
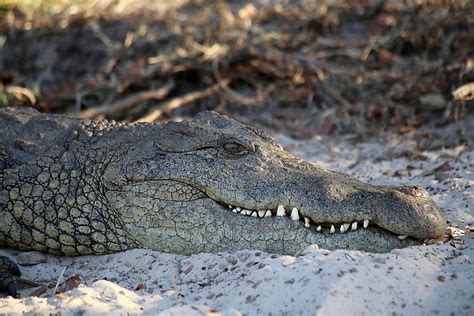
[0, 107, 445, 297]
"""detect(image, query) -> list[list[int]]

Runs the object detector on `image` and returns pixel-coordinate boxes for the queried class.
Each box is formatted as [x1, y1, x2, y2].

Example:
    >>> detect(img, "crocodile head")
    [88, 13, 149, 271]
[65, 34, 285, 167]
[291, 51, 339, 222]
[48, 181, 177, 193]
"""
[101, 111, 446, 255]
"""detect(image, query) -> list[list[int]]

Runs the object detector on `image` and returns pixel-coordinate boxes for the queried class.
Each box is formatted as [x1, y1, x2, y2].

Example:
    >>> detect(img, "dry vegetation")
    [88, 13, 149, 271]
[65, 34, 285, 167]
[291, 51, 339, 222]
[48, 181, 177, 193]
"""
[0, 0, 473, 138]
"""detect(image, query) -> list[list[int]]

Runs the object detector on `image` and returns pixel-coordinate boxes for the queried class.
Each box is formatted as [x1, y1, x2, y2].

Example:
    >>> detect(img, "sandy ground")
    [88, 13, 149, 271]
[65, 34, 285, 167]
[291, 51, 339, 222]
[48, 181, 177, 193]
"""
[0, 131, 472, 315]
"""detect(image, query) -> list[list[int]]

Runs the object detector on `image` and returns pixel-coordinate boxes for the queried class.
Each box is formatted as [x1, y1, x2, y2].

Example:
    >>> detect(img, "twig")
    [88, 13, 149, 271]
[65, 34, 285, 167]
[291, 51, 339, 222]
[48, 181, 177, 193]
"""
[134, 81, 225, 123]
[322, 86, 353, 109]
[52, 266, 67, 296]
[212, 59, 258, 105]
[16, 277, 41, 287]
[311, 48, 367, 61]
[118, 55, 199, 93]
[88, 20, 121, 52]
[80, 81, 174, 119]
[28, 284, 48, 297]
[5, 86, 36, 105]
[187, 38, 228, 61]
[240, 44, 336, 73]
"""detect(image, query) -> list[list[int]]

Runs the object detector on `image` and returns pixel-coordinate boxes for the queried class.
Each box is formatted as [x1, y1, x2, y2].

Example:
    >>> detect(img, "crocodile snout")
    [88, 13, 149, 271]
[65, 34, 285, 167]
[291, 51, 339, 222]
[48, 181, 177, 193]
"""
[374, 185, 446, 240]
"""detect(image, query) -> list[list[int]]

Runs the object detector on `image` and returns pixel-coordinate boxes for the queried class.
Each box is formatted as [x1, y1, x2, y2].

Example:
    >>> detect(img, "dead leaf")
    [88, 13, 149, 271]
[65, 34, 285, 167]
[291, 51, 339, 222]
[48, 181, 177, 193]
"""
[453, 82, 474, 101]
[58, 275, 82, 293]
[135, 283, 146, 291]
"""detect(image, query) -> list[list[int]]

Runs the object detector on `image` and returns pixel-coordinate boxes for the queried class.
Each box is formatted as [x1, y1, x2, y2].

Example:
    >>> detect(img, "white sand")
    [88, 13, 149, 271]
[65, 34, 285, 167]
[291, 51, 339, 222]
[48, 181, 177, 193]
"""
[1, 132, 472, 315]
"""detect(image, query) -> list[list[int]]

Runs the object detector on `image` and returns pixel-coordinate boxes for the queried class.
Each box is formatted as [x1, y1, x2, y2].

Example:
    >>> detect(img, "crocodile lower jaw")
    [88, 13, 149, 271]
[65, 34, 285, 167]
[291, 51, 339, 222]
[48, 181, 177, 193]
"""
[224, 202, 412, 241]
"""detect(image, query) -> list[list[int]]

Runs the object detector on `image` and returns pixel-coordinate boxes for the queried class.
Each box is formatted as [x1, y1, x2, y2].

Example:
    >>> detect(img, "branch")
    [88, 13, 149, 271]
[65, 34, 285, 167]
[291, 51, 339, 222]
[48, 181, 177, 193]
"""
[80, 81, 174, 119]
[134, 82, 225, 123]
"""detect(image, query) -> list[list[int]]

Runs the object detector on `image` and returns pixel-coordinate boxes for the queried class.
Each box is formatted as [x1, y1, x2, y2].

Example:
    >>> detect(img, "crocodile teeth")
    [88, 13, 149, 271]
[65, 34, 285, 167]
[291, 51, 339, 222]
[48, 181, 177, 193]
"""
[228, 205, 233, 209]
[304, 217, 310, 228]
[363, 219, 369, 228]
[244, 210, 252, 216]
[258, 210, 266, 217]
[290, 208, 299, 221]
[330, 225, 335, 234]
[316, 225, 322, 232]
[276, 205, 286, 217]
[251, 211, 258, 217]
[232, 208, 238, 213]
[340, 223, 350, 233]
[339, 223, 351, 233]
[264, 210, 272, 217]
[397, 235, 408, 240]
[351, 221, 357, 231]
[236, 207, 241, 212]
[340, 224, 346, 233]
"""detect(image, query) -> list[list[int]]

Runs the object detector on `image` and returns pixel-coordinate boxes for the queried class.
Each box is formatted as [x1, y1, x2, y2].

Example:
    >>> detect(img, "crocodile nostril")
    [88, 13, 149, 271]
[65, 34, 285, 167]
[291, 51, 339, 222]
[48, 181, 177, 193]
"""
[395, 185, 430, 198]
[415, 189, 430, 198]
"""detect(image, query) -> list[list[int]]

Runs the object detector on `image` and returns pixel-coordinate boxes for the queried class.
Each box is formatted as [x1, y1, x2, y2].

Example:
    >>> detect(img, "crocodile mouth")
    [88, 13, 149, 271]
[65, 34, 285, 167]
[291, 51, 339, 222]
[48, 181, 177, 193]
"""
[108, 178, 435, 251]
[217, 201, 416, 242]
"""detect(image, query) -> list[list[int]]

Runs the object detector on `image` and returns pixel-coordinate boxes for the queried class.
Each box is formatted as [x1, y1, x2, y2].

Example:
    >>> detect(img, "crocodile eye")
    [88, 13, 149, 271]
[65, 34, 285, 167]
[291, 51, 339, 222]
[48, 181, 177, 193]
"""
[223, 142, 244, 154]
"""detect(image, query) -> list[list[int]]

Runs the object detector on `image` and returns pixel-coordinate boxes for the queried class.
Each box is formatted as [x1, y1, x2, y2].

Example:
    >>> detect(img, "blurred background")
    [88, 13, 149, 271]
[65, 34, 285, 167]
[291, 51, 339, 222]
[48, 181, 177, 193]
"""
[0, 0, 472, 144]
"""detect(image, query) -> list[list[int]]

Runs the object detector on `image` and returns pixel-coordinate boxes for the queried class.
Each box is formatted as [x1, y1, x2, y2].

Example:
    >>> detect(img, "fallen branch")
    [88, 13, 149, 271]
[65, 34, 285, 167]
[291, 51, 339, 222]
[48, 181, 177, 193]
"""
[80, 80, 174, 119]
[134, 81, 225, 123]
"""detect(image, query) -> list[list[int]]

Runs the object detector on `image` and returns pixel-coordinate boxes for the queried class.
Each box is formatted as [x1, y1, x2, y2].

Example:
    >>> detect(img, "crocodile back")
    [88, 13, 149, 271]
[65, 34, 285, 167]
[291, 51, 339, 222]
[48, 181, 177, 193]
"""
[0, 107, 81, 168]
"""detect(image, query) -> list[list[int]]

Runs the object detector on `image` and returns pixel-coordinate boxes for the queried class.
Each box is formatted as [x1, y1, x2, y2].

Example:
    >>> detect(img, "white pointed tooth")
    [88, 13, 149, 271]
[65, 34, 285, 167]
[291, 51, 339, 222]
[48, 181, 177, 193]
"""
[330, 225, 335, 234]
[251, 211, 258, 217]
[290, 208, 300, 221]
[228, 205, 233, 209]
[316, 225, 322, 232]
[244, 210, 252, 216]
[397, 235, 408, 240]
[363, 219, 369, 228]
[343, 223, 350, 231]
[351, 221, 357, 231]
[264, 210, 272, 217]
[232, 208, 238, 213]
[340, 224, 346, 233]
[236, 207, 241, 212]
[258, 210, 265, 217]
[277, 205, 286, 217]
[304, 217, 310, 228]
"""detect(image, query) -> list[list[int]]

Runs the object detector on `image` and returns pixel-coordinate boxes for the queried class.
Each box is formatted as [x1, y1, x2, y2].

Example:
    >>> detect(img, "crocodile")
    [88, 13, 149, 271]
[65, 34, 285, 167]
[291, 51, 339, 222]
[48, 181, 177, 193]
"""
[0, 107, 445, 297]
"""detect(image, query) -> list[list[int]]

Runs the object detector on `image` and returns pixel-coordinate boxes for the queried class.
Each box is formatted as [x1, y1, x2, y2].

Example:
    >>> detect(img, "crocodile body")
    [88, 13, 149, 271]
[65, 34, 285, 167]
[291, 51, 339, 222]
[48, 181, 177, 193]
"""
[0, 107, 445, 296]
